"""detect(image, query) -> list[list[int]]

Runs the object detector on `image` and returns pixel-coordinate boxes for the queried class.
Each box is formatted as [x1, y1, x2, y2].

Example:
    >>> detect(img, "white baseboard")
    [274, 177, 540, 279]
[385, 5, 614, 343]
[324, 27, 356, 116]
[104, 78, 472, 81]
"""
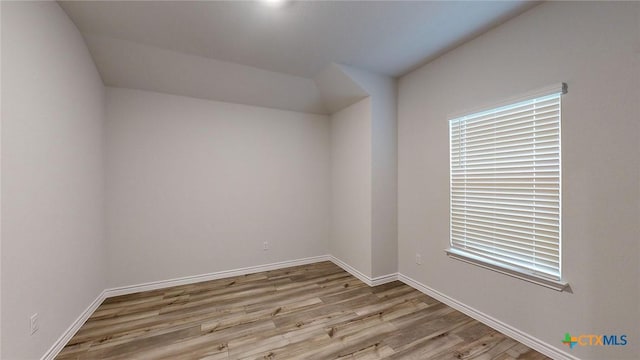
[370, 272, 399, 286]
[329, 255, 372, 285]
[397, 273, 580, 360]
[105, 255, 332, 298]
[329, 255, 398, 287]
[40, 289, 107, 360]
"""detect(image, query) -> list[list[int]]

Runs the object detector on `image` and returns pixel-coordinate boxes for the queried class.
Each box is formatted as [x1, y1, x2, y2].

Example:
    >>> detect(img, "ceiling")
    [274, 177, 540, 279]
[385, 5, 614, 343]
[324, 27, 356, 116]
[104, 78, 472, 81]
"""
[59, 0, 538, 114]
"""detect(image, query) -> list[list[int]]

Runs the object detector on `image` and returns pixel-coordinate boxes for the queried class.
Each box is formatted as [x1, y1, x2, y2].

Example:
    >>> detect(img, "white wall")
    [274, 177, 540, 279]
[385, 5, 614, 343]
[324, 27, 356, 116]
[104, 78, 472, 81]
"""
[369, 79, 397, 279]
[1, 2, 107, 359]
[328, 65, 398, 279]
[105, 87, 330, 287]
[329, 97, 373, 276]
[341, 66, 398, 278]
[398, 2, 640, 359]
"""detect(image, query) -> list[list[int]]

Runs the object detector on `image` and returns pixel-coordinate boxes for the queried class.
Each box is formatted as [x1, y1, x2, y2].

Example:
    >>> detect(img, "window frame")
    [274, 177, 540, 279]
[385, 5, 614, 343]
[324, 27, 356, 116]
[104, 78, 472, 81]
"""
[445, 83, 569, 291]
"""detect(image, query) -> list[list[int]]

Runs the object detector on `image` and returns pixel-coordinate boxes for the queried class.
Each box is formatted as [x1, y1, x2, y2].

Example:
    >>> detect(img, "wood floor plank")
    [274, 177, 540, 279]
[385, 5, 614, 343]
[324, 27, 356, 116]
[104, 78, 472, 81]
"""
[56, 261, 551, 360]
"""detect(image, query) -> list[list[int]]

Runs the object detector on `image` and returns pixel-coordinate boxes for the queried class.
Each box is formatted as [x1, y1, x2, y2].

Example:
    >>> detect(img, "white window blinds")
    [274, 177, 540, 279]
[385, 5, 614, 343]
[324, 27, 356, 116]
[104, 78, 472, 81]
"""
[449, 85, 565, 282]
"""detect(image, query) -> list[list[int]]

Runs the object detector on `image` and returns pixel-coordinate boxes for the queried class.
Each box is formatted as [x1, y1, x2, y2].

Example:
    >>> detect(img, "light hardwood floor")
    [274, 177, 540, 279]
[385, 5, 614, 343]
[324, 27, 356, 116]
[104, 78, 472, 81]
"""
[56, 261, 551, 359]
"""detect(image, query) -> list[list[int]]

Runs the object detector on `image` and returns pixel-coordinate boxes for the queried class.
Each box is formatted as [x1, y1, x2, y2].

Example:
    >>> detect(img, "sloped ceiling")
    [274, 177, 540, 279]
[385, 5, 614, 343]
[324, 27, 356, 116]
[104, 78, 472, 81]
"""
[83, 34, 328, 114]
[59, 1, 538, 114]
[313, 64, 369, 114]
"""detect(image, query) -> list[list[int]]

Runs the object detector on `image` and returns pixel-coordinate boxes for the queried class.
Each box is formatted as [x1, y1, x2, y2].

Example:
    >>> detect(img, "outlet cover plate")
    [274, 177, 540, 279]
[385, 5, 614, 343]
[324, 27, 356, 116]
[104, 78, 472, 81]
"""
[30, 313, 39, 335]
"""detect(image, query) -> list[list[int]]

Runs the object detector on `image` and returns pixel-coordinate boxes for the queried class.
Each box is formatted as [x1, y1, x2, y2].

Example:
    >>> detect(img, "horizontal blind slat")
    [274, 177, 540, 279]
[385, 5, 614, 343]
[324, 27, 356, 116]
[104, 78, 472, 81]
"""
[454, 116, 559, 141]
[452, 246, 560, 276]
[451, 145, 559, 160]
[457, 122, 559, 144]
[451, 223, 559, 244]
[451, 201, 559, 215]
[450, 238, 559, 263]
[451, 214, 559, 234]
[451, 242, 560, 270]
[451, 230, 559, 253]
[452, 102, 559, 130]
[454, 136, 559, 153]
[450, 248, 559, 273]
[451, 209, 559, 227]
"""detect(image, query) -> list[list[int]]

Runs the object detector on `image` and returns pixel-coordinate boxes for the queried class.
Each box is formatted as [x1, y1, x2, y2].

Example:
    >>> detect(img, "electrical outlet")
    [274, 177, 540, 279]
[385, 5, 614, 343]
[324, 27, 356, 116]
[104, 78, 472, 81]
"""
[263, 241, 269, 250]
[30, 313, 39, 335]
[415, 253, 422, 265]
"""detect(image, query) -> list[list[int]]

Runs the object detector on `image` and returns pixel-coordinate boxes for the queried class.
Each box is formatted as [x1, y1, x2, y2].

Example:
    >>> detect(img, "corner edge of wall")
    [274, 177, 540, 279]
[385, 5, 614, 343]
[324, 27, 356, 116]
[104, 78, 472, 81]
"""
[40, 290, 107, 360]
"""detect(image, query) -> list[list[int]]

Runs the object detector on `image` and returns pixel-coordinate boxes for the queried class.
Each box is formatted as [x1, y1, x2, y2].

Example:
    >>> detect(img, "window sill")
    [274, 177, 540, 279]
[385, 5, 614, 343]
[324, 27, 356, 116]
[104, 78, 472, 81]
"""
[445, 248, 569, 292]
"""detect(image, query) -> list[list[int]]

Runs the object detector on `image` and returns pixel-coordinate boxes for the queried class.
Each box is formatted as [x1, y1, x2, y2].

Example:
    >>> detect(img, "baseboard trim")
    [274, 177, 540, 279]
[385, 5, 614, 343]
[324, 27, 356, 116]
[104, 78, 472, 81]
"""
[397, 273, 580, 360]
[329, 255, 372, 285]
[104, 255, 332, 298]
[40, 289, 107, 360]
[370, 272, 399, 286]
[329, 255, 398, 287]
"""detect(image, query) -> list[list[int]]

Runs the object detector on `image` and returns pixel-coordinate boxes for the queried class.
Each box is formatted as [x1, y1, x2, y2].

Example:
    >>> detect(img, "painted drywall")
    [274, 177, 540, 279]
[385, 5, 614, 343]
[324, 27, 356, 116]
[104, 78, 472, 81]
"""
[324, 64, 397, 280]
[329, 97, 373, 277]
[81, 34, 328, 115]
[105, 87, 330, 287]
[313, 63, 369, 114]
[397, 2, 639, 359]
[1, 2, 107, 359]
[341, 66, 398, 278]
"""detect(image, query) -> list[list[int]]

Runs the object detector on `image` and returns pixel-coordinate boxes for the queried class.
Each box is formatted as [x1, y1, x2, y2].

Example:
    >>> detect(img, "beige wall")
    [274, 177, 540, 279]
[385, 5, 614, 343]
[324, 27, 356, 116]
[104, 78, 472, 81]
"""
[329, 97, 373, 276]
[397, 2, 640, 359]
[105, 87, 330, 287]
[1, 2, 107, 359]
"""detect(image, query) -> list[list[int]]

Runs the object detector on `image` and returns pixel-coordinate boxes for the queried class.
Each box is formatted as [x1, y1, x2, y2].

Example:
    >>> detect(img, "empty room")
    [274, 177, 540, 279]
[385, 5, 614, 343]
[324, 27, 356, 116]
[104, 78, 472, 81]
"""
[1, 1, 638, 359]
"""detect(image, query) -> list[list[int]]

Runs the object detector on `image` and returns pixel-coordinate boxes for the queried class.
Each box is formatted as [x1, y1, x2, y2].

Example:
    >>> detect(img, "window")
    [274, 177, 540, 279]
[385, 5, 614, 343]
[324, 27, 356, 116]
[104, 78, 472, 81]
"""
[446, 84, 568, 291]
